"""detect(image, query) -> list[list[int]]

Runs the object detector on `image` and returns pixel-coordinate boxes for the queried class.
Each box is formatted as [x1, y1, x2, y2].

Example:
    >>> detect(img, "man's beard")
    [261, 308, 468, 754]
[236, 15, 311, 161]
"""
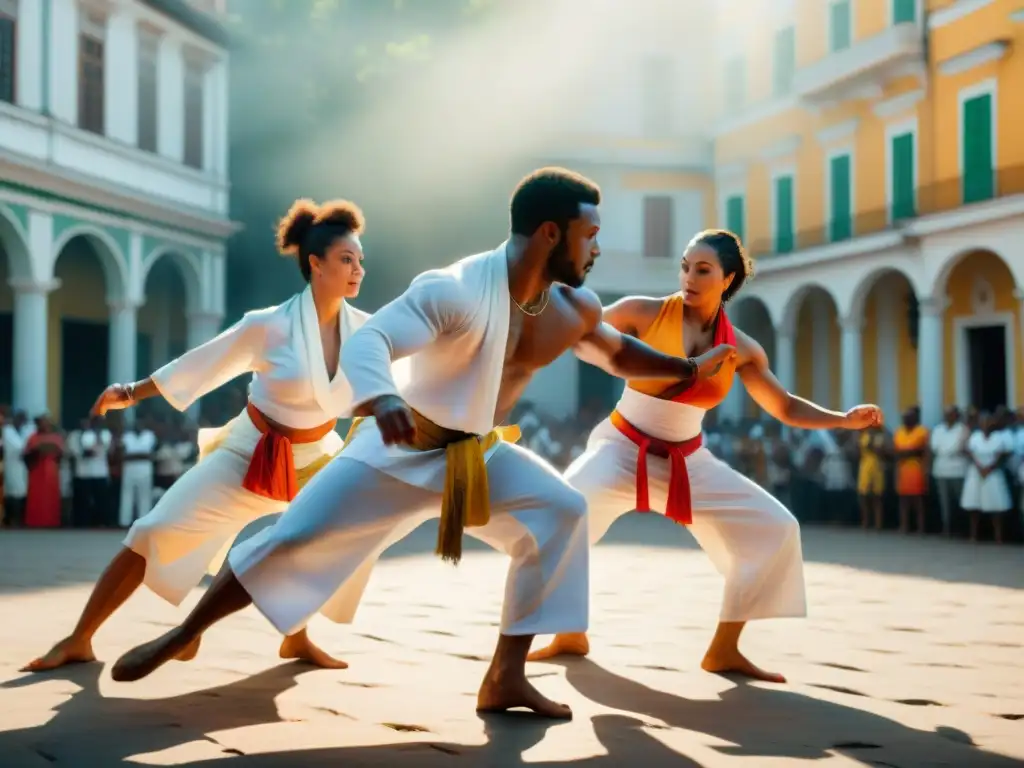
[546, 239, 584, 288]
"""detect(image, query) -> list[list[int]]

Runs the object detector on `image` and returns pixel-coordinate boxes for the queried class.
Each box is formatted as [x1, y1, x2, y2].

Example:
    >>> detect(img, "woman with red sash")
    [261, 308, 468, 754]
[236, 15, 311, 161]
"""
[529, 229, 882, 682]
[25, 199, 372, 673]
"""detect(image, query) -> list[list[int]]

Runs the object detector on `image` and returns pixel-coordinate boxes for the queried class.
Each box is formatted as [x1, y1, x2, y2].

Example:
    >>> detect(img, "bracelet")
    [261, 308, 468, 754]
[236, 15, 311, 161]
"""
[687, 357, 699, 379]
[119, 382, 136, 402]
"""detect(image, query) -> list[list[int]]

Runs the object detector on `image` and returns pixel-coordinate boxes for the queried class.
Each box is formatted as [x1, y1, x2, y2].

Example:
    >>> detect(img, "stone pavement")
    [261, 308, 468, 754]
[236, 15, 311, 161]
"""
[0, 518, 1021, 767]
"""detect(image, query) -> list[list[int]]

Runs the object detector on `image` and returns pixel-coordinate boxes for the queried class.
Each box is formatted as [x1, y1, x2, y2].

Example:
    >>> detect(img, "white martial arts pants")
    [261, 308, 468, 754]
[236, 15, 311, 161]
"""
[123, 412, 343, 607]
[228, 442, 591, 639]
[119, 462, 154, 528]
[567, 419, 807, 623]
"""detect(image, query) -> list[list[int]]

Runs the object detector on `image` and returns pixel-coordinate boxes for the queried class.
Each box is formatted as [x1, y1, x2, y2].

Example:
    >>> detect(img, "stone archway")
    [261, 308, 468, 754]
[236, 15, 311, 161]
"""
[50, 230, 129, 425]
[727, 296, 775, 421]
[784, 284, 842, 411]
[848, 267, 918, 425]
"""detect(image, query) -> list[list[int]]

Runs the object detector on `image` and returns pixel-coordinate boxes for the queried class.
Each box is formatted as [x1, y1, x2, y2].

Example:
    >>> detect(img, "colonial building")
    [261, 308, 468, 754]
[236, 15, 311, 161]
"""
[533, 0, 1023, 426]
[712, 0, 1024, 428]
[0, 0, 234, 423]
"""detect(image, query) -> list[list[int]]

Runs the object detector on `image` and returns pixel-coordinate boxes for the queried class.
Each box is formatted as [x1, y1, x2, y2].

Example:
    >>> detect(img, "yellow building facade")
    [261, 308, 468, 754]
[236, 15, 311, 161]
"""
[711, 0, 1024, 428]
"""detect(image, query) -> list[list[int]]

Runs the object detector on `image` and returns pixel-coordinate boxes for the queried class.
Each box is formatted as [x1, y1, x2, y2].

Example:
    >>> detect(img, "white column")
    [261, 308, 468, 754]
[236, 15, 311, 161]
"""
[201, 59, 219, 172]
[107, 300, 138, 385]
[811, 296, 832, 406]
[840, 314, 863, 409]
[215, 57, 229, 178]
[916, 296, 945, 428]
[876, 282, 900, 426]
[157, 35, 185, 162]
[14, 0, 44, 110]
[9, 278, 59, 417]
[103, 5, 139, 144]
[48, 0, 79, 124]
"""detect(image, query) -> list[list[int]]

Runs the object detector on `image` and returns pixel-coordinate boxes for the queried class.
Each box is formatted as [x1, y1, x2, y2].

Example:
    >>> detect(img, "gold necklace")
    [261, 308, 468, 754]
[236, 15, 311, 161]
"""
[512, 287, 550, 316]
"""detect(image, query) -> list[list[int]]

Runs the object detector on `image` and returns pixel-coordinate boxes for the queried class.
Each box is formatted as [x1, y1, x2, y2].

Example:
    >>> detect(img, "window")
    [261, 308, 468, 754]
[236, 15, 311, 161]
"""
[829, 0, 852, 52]
[773, 174, 795, 254]
[962, 91, 994, 204]
[183, 58, 204, 169]
[772, 26, 795, 98]
[137, 32, 158, 152]
[0, 0, 15, 104]
[643, 196, 673, 259]
[893, 0, 916, 24]
[642, 56, 673, 136]
[890, 131, 915, 220]
[723, 56, 745, 111]
[828, 153, 852, 241]
[725, 194, 745, 243]
[78, 13, 105, 134]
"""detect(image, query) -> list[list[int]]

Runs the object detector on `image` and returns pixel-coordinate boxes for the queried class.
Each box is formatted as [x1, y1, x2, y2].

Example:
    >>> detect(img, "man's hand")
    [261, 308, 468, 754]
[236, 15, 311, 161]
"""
[843, 404, 883, 430]
[91, 384, 135, 417]
[694, 344, 737, 381]
[370, 395, 417, 446]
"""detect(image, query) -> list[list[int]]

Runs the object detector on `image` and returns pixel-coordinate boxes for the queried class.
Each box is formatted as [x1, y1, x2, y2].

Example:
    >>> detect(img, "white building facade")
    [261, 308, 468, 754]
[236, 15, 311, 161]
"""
[0, 0, 234, 423]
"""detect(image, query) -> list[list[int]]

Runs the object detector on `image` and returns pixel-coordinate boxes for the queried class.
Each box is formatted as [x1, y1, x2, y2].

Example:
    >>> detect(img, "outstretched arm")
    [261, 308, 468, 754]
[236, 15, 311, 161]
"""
[94, 312, 266, 416]
[342, 272, 474, 417]
[571, 289, 697, 381]
[737, 331, 881, 430]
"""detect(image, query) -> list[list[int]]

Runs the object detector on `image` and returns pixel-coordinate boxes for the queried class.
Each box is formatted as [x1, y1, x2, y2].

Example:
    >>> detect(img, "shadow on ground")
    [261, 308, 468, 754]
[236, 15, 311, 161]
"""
[1, 656, 1018, 767]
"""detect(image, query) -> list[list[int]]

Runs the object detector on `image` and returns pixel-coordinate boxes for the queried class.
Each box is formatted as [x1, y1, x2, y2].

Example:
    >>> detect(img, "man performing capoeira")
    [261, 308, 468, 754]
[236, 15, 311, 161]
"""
[23, 199, 373, 673]
[528, 229, 882, 682]
[109, 168, 735, 720]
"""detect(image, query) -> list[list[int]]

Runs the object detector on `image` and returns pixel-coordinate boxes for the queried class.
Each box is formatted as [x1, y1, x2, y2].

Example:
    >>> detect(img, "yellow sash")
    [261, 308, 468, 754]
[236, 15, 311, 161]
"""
[343, 411, 520, 564]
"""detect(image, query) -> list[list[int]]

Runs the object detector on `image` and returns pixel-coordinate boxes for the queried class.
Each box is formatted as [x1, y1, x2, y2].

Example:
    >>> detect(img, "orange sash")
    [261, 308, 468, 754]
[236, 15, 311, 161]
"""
[241, 402, 338, 502]
[610, 410, 702, 525]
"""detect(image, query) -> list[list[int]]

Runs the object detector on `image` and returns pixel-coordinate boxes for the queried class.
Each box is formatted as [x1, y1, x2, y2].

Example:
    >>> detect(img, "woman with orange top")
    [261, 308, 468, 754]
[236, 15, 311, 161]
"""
[893, 407, 929, 534]
[24, 199, 372, 673]
[529, 230, 882, 682]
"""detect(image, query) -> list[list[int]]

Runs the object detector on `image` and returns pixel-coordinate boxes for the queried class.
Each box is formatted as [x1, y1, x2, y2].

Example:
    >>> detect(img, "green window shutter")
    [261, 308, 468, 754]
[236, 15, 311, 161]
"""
[891, 132, 915, 220]
[829, 0, 852, 52]
[962, 93, 994, 204]
[893, 0, 916, 24]
[829, 154, 852, 241]
[773, 26, 796, 97]
[726, 195, 745, 243]
[724, 56, 745, 110]
[774, 175, 794, 254]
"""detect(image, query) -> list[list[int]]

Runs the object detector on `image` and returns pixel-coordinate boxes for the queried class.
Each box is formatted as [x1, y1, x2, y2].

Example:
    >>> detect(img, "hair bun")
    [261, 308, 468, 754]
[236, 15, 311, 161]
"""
[276, 199, 319, 255]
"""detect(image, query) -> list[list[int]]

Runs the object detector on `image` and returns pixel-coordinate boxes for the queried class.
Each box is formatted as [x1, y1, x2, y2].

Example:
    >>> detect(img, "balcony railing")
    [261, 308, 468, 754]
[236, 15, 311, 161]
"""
[746, 165, 1024, 258]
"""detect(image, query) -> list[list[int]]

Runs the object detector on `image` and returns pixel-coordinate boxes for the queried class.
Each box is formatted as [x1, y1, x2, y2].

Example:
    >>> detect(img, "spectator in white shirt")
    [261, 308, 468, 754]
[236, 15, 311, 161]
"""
[70, 416, 112, 528]
[119, 418, 157, 527]
[2, 410, 33, 527]
[929, 406, 969, 537]
[961, 412, 1012, 543]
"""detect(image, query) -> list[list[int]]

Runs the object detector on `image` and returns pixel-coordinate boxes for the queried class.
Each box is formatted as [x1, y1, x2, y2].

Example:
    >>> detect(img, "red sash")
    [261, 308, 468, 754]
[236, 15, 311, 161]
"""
[241, 402, 337, 502]
[609, 410, 702, 525]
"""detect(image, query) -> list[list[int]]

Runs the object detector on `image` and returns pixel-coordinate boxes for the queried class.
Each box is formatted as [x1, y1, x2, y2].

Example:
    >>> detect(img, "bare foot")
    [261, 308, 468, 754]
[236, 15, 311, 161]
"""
[477, 673, 572, 719]
[527, 632, 590, 662]
[174, 636, 202, 662]
[279, 633, 348, 669]
[701, 649, 786, 683]
[20, 636, 96, 673]
[111, 629, 194, 682]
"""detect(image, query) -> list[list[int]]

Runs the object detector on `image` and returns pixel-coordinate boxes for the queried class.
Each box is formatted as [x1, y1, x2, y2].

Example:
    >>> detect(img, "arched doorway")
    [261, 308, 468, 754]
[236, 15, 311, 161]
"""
[0, 208, 29, 408]
[787, 285, 841, 411]
[851, 269, 917, 425]
[938, 249, 1019, 411]
[51, 232, 127, 427]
